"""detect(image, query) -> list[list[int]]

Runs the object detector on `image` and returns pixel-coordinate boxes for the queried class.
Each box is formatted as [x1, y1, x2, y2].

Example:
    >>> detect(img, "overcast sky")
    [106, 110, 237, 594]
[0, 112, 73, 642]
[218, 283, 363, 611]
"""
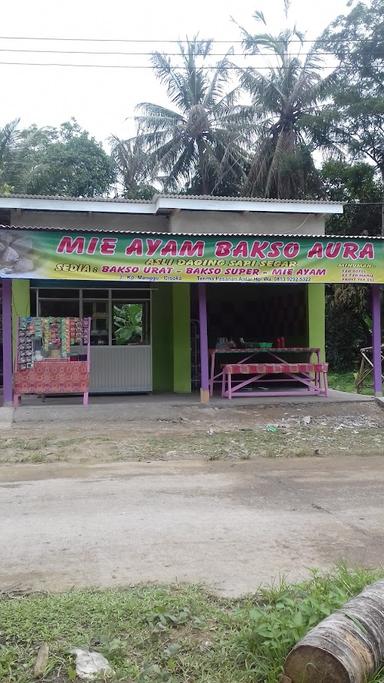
[2, 0, 351, 146]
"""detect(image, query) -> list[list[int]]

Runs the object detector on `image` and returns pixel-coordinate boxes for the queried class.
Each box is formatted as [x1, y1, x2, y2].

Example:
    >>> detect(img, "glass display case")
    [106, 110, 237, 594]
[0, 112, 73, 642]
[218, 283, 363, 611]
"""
[13, 317, 91, 406]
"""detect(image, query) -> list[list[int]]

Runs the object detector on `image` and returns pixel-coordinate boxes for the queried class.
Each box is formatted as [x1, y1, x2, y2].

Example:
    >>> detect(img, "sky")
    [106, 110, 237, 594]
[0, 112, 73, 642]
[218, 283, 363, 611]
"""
[2, 0, 351, 146]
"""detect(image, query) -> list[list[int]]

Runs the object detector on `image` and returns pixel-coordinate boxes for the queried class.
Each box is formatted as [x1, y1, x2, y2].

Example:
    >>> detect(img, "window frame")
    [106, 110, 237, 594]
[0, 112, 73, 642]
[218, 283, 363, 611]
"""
[31, 286, 152, 348]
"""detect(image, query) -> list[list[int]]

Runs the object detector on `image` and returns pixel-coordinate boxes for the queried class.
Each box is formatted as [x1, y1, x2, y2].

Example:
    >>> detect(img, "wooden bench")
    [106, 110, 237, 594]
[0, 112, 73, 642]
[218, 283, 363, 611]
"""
[221, 362, 328, 398]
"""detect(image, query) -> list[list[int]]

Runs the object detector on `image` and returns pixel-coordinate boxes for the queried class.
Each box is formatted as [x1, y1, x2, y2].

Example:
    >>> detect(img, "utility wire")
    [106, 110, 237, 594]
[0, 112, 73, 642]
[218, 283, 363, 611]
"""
[0, 35, 372, 44]
[0, 48, 351, 57]
[0, 61, 340, 69]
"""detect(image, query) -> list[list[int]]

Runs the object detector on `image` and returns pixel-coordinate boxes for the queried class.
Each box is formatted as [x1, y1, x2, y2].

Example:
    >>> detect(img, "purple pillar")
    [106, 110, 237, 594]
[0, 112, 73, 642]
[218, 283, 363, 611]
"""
[372, 284, 382, 396]
[1, 278, 13, 405]
[198, 283, 209, 403]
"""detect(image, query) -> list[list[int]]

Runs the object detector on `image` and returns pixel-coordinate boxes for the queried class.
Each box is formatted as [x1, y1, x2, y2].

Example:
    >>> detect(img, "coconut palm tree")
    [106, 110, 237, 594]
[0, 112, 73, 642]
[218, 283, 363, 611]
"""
[110, 135, 156, 199]
[239, 12, 325, 199]
[135, 38, 251, 195]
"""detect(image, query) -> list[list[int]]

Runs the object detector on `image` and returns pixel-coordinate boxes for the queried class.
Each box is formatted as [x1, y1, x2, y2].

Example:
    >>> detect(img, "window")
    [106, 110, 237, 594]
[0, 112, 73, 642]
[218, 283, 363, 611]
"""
[31, 287, 151, 346]
[83, 299, 109, 346]
[38, 299, 80, 318]
[83, 289, 109, 299]
[39, 289, 79, 299]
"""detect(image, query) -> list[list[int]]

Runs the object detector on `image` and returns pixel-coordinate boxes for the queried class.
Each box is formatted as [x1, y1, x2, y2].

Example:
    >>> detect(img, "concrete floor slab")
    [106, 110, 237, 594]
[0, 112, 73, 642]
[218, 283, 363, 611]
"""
[11, 389, 373, 425]
[0, 407, 14, 428]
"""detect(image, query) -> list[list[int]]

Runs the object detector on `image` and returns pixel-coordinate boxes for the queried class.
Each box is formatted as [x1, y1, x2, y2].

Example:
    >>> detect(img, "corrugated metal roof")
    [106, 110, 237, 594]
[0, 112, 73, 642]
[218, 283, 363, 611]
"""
[0, 193, 152, 204]
[0, 225, 381, 239]
[157, 194, 342, 205]
[0, 192, 341, 205]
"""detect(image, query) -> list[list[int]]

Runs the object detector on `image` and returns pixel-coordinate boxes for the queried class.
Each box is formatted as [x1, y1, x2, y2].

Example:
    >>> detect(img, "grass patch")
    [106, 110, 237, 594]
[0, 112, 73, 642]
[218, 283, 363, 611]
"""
[0, 435, 114, 464]
[1, 567, 384, 682]
[1, 421, 384, 463]
[328, 370, 373, 395]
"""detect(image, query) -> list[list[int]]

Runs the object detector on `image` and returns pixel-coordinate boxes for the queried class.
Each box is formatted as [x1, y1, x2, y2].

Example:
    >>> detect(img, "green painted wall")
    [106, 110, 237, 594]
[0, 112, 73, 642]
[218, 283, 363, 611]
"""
[172, 284, 191, 393]
[12, 279, 30, 355]
[152, 284, 191, 393]
[307, 284, 325, 360]
[152, 284, 173, 392]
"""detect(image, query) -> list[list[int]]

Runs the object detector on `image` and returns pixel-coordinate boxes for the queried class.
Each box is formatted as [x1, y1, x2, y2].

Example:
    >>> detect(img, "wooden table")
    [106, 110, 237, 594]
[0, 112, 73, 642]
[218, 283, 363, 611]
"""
[13, 359, 90, 406]
[209, 347, 321, 396]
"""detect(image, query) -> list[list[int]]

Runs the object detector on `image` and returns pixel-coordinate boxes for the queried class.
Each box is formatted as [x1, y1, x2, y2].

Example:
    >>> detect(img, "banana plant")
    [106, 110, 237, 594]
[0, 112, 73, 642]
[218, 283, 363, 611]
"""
[113, 303, 143, 345]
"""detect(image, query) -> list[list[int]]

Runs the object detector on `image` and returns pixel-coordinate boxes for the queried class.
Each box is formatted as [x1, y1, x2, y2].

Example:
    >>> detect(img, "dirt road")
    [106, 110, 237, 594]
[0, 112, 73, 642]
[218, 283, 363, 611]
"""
[1, 455, 384, 596]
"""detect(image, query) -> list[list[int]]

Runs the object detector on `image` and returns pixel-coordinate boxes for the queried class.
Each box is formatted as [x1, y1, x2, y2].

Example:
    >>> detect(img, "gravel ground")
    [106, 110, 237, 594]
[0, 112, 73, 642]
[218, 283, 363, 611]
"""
[0, 400, 383, 464]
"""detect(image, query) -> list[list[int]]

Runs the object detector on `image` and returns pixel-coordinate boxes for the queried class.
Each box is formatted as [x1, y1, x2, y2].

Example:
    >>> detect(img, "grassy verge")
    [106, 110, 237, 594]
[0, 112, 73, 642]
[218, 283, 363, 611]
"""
[1, 422, 384, 463]
[1, 567, 384, 683]
[328, 370, 373, 395]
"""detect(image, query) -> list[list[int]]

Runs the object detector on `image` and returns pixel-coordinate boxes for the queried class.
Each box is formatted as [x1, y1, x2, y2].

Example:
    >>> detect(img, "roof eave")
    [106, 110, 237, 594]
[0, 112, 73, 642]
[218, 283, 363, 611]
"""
[0, 194, 343, 215]
[155, 196, 343, 214]
[0, 196, 155, 215]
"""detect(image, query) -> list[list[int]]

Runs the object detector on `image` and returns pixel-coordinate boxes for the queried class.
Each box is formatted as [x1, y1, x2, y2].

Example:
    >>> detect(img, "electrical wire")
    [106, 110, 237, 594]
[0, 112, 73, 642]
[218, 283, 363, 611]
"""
[0, 48, 351, 57]
[0, 35, 372, 44]
[0, 61, 341, 69]
[0, 36, 376, 67]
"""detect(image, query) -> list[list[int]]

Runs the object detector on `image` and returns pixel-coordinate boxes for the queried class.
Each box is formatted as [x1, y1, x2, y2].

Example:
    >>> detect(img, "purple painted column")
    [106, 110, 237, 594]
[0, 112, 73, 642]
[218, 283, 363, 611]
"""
[198, 283, 209, 403]
[1, 278, 13, 405]
[372, 284, 382, 396]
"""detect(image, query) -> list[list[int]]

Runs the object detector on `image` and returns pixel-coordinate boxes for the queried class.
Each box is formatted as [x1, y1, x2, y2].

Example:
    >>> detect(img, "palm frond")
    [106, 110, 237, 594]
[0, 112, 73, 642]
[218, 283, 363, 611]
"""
[254, 10, 267, 25]
[151, 51, 191, 111]
[202, 51, 235, 107]
[163, 142, 197, 190]
[136, 102, 184, 122]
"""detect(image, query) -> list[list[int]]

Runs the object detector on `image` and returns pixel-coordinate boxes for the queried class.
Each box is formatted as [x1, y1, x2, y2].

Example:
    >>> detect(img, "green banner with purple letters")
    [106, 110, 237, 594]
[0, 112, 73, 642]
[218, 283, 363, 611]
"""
[0, 228, 383, 283]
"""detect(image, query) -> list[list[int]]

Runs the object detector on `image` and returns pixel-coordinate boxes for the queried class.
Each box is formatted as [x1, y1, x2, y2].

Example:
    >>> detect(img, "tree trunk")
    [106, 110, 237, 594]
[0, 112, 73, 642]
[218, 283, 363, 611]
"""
[284, 580, 384, 682]
[196, 138, 208, 195]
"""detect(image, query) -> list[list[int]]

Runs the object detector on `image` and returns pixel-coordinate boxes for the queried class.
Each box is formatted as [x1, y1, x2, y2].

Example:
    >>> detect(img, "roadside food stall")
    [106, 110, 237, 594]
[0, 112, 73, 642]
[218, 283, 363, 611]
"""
[0, 193, 382, 405]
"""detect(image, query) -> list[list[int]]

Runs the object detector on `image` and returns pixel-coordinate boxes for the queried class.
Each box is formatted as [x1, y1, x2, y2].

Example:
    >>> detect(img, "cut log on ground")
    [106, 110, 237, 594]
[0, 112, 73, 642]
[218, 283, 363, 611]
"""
[33, 643, 49, 678]
[284, 579, 384, 682]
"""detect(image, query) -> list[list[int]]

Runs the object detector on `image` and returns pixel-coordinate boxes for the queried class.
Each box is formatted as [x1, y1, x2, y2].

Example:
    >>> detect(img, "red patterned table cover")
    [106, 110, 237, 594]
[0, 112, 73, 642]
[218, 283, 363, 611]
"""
[210, 347, 321, 354]
[224, 363, 317, 374]
[14, 361, 89, 394]
[209, 347, 321, 396]
[221, 362, 329, 398]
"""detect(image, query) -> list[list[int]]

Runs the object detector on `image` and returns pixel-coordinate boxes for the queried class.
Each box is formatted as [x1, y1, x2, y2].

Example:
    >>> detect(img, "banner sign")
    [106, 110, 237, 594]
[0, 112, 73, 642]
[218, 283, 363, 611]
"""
[0, 228, 382, 284]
